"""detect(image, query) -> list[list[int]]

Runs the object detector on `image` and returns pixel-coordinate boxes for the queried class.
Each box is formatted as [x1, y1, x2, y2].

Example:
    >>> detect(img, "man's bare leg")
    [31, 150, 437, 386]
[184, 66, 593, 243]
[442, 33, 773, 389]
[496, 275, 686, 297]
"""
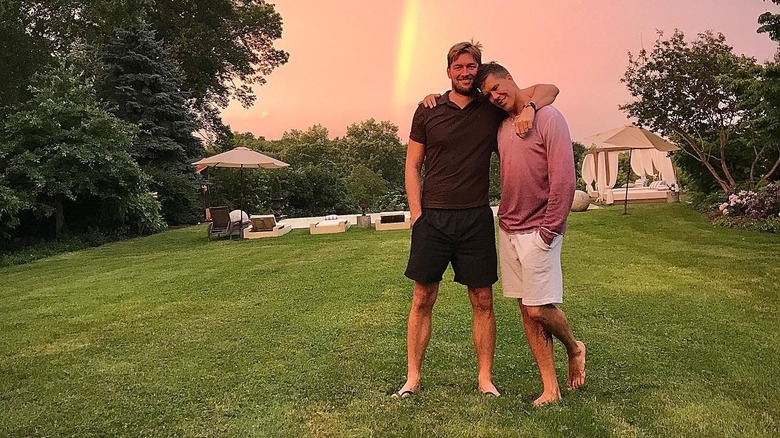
[468, 286, 499, 396]
[566, 341, 586, 390]
[397, 281, 439, 395]
[519, 300, 560, 406]
[522, 302, 586, 391]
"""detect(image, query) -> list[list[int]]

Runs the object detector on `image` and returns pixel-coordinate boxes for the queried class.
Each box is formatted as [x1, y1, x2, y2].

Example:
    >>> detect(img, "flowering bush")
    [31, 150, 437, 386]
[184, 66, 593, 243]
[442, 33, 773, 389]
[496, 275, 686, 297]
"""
[714, 182, 780, 233]
[717, 183, 780, 219]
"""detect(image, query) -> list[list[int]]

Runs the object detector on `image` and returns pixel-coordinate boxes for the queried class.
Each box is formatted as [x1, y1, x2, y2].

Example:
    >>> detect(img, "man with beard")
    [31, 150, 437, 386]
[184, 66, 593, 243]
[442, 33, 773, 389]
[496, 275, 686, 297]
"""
[394, 41, 559, 398]
[476, 61, 585, 406]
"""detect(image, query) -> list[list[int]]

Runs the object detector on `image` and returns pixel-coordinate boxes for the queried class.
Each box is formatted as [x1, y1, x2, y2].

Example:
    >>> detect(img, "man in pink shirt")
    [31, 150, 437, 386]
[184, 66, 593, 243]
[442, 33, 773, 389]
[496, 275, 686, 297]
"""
[475, 62, 586, 406]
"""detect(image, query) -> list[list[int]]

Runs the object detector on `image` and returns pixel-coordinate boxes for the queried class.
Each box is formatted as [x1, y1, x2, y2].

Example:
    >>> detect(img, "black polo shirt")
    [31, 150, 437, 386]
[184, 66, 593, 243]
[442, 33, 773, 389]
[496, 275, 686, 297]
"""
[409, 91, 506, 209]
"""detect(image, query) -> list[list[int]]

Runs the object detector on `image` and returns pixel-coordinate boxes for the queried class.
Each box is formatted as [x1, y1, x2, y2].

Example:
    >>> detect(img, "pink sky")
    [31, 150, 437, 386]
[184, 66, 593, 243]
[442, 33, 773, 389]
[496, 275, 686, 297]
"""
[221, 0, 780, 144]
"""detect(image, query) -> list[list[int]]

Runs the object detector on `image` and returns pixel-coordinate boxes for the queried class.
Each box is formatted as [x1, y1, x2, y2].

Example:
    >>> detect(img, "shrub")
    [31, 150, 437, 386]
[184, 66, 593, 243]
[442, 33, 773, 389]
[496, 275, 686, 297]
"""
[711, 182, 780, 232]
[121, 192, 168, 236]
[712, 215, 780, 233]
[0, 230, 125, 267]
[688, 191, 728, 213]
[0, 184, 21, 239]
[717, 183, 780, 219]
[377, 189, 409, 212]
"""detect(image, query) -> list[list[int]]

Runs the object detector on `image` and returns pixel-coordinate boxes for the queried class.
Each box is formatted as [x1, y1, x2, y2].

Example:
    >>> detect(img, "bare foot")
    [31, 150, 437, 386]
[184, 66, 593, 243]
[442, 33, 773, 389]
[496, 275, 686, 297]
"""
[567, 341, 586, 390]
[478, 381, 501, 397]
[392, 381, 420, 398]
[533, 390, 561, 407]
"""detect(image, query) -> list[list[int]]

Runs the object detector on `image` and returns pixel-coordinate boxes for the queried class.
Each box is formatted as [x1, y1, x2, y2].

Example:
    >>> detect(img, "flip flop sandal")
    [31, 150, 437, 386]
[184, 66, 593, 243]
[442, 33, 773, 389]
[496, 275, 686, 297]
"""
[391, 389, 416, 399]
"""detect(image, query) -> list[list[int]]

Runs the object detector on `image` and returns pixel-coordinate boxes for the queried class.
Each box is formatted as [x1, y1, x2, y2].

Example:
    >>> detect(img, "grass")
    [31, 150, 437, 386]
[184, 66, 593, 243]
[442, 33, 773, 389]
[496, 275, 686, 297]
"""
[1, 203, 779, 437]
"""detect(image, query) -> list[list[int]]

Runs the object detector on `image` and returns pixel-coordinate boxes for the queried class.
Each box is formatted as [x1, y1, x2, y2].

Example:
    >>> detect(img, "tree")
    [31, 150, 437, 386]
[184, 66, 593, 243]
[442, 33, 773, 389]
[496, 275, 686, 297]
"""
[208, 121, 408, 218]
[753, 0, 780, 186]
[149, 0, 289, 134]
[0, 60, 164, 238]
[96, 21, 203, 224]
[341, 119, 406, 190]
[344, 165, 387, 212]
[233, 132, 279, 155]
[207, 125, 351, 218]
[13, 0, 289, 136]
[572, 141, 587, 191]
[758, 0, 780, 42]
[281, 167, 349, 217]
[278, 125, 340, 171]
[621, 29, 776, 193]
[0, 182, 21, 239]
[0, 1, 52, 116]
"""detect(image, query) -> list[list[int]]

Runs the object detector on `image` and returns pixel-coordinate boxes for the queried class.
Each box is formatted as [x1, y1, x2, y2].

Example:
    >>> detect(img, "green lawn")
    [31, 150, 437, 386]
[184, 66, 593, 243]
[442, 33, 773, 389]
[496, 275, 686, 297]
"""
[1, 204, 779, 437]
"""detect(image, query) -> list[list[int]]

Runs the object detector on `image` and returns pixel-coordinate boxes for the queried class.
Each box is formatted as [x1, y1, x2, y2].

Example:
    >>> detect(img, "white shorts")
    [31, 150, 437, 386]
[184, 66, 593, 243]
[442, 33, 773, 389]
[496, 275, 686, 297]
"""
[498, 228, 564, 305]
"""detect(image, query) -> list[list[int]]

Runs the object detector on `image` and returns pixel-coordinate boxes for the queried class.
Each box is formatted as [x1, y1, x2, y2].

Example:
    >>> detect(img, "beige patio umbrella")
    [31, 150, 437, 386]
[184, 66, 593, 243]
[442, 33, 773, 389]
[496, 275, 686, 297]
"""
[584, 124, 679, 153]
[193, 147, 289, 238]
[193, 147, 289, 173]
[583, 125, 679, 213]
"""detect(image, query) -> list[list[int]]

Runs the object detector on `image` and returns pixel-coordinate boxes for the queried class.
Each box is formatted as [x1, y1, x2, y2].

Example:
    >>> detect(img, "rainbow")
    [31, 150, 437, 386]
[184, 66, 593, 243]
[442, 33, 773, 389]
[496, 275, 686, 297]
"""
[394, 0, 420, 106]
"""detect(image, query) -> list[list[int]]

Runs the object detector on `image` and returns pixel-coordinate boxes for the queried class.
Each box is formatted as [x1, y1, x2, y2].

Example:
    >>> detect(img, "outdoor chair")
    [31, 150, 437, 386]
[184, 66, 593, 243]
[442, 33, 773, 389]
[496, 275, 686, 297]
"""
[207, 206, 242, 240]
[244, 214, 292, 239]
[309, 217, 350, 234]
[375, 212, 411, 231]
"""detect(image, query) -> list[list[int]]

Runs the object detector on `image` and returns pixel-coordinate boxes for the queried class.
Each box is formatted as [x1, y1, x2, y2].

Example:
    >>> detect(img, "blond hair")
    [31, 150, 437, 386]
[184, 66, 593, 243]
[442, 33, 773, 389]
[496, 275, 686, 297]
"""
[447, 40, 483, 68]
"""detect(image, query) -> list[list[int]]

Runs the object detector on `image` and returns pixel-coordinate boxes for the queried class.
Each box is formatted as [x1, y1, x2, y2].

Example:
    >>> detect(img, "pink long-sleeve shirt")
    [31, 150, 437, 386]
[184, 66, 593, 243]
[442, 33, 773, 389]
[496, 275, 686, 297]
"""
[497, 106, 575, 244]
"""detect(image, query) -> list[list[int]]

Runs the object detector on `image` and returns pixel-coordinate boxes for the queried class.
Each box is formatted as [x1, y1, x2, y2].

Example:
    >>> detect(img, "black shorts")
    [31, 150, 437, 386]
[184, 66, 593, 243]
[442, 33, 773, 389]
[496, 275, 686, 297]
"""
[404, 206, 498, 287]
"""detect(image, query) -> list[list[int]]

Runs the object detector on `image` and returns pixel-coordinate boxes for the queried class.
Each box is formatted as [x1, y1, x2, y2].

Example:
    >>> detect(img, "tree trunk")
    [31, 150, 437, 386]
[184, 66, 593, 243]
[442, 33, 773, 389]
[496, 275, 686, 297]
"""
[676, 129, 733, 193]
[54, 197, 65, 239]
[758, 155, 780, 187]
[718, 130, 736, 188]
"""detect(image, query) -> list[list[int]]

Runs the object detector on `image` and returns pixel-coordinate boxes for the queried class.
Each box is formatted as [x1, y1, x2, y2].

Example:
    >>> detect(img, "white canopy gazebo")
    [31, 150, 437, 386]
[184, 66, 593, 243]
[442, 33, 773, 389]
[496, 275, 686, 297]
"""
[582, 125, 679, 208]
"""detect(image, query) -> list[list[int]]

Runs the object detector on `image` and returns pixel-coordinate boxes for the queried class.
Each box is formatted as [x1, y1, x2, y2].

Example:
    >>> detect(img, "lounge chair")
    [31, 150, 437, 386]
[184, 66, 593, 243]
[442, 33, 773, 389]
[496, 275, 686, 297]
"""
[244, 214, 292, 239]
[374, 212, 411, 231]
[309, 218, 350, 234]
[207, 206, 242, 240]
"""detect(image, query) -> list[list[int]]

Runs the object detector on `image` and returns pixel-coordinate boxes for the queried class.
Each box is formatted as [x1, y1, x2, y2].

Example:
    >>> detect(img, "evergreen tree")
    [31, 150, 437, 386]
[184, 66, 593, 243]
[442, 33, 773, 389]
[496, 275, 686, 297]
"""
[97, 22, 204, 224]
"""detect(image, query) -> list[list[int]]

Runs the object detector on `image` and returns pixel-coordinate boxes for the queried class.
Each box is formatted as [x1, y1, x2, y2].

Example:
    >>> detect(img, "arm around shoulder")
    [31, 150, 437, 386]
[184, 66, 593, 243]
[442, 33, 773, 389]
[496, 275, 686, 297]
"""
[512, 84, 560, 137]
[519, 83, 559, 108]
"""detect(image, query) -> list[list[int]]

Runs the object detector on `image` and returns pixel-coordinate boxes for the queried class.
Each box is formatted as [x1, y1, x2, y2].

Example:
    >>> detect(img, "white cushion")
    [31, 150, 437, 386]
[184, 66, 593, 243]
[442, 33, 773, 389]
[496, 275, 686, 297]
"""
[229, 210, 250, 223]
[317, 219, 342, 227]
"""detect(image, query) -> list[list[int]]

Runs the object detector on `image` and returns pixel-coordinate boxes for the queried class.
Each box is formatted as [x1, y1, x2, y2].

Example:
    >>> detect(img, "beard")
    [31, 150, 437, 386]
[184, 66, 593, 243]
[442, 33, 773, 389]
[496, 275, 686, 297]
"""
[451, 76, 478, 96]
